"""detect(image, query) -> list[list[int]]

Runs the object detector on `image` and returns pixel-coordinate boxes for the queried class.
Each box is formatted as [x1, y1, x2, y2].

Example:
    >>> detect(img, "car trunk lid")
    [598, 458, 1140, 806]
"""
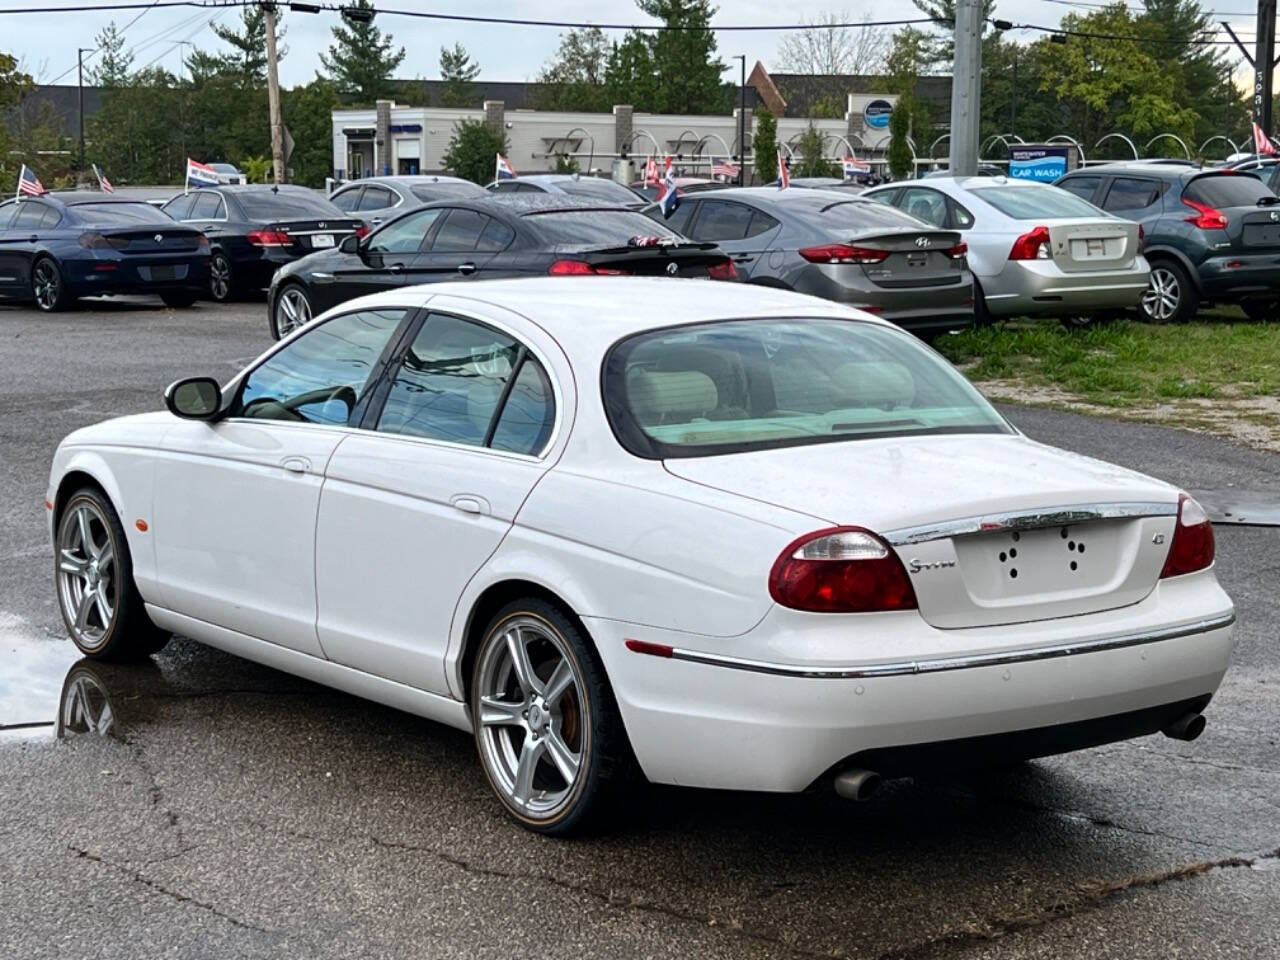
[561, 241, 735, 279]
[109, 228, 204, 253]
[1181, 171, 1280, 251]
[663, 434, 1179, 629]
[820, 229, 966, 289]
[257, 217, 363, 252]
[1046, 218, 1140, 272]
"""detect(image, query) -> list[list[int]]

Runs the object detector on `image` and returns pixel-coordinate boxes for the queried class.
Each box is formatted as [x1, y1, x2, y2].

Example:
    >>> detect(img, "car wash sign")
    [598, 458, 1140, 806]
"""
[1008, 144, 1074, 182]
[864, 99, 893, 130]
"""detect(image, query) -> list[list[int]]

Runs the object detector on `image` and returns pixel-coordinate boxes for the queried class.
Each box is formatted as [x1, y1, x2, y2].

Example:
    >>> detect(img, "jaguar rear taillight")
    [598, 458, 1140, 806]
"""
[769, 527, 917, 613]
[1008, 225, 1051, 260]
[1181, 197, 1228, 230]
[1160, 494, 1215, 578]
[247, 229, 292, 247]
[799, 244, 889, 264]
[354, 224, 370, 239]
[77, 233, 129, 250]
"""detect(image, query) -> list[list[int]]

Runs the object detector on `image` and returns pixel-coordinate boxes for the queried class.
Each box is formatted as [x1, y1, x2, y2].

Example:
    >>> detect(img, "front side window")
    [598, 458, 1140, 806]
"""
[0, 200, 16, 230]
[331, 187, 362, 212]
[13, 202, 50, 229]
[367, 209, 442, 253]
[376, 313, 554, 454]
[970, 184, 1105, 219]
[231, 309, 406, 424]
[604, 318, 1010, 458]
[162, 194, 195, 221]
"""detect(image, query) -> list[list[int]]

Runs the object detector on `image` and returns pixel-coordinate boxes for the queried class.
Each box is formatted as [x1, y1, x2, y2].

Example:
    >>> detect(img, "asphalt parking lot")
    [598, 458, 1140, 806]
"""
[1, 297, 1277, 959]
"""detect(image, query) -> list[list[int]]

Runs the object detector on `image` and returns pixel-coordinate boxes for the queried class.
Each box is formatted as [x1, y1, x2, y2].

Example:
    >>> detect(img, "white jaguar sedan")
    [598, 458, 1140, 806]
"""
[47, 278, 1235, 834]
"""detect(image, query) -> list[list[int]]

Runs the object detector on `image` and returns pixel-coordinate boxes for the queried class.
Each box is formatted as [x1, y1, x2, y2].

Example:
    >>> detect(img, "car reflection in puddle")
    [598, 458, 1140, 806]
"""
[58, 661, 118, 739]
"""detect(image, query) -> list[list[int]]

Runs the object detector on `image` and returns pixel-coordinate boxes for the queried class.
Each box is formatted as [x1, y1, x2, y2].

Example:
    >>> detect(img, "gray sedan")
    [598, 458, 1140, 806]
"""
[329, 175, 487, 229]
[863, 177, 1149, 322]
[648, 187, 974, 336]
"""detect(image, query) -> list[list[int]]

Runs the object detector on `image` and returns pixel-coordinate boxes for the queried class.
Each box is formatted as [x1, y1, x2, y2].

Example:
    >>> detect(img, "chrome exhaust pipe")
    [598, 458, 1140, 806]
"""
[1162, 712, 1206, 742]
[833, 768, 882, 801]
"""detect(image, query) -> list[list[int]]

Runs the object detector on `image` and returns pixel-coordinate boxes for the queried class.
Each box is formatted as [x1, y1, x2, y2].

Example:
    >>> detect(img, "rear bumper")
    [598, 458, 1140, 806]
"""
[792, 266, 975, 332]
[1197, 253, 1280, 299]
[984, 259, 1150, 317]
[587, 573, 1234, 792]
[65, 256, 209, 296]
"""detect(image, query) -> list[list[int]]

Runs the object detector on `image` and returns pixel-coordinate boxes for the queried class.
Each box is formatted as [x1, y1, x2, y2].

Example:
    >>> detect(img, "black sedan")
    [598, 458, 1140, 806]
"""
[0, 193, 209, 312]
[266, 195, 737, 339]
[161, 185, 363, 303]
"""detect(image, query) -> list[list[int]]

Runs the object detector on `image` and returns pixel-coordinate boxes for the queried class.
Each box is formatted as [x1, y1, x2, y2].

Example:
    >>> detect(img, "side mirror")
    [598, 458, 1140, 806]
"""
[164, 377, 222, 421]
[339, 234, 360, 254]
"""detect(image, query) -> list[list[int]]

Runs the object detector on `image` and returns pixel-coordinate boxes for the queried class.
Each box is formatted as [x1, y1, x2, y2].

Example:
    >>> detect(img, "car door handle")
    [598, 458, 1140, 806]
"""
[733, 253, 754, 262]
[388, 263, 404, 274]
[280, 456, 311, 474]
[451, 494, 489, 515]
[457, 262, 477, 276]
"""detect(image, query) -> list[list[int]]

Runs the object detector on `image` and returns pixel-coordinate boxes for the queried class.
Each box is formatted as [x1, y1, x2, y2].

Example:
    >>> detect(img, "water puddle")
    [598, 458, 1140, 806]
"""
[0, 612, 83, 737]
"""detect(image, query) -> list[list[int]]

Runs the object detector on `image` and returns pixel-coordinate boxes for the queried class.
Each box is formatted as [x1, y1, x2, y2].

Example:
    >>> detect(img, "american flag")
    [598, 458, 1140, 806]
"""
[1253, 122, 1278, 157]
[92, 163, 114, 193]
[643, 155, 659, 185]
[17, 164, 45, 197]
[777, 149, 790, 189]
[710, 159, 739, 180]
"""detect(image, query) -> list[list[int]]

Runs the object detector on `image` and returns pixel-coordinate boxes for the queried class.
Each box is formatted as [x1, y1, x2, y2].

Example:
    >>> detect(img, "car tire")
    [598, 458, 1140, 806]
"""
[972, 280, 994, 327]
[209, 251, 234, 303]
[32, 256, 73, 312]
[271, 283, 313, 340]
[54, 487, 170, 662]
[1140, 260, 1199, 324]
[160, 290, 199, 309]
[1060, 309, 1122, 330]
[470, 598, 634, 836]
[1240, 300, 1280, 322]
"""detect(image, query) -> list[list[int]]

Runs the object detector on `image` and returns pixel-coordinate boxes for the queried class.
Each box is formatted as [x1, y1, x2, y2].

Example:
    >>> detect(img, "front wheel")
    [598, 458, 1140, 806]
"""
[271, 283, 313, 340]
[1140, 260, 1199, 324]
[32, 257, 73, 312]
[55, 488, 169, 661]
[470, 599, 633, 835]
[209, 251, 233, 302]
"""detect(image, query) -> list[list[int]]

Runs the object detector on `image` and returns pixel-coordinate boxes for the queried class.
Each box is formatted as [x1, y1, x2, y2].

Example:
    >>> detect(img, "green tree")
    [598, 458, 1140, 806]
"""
[911, 0, 996, 68]
[242, 154, 272, 182]
[439, 42, 480, 107]
[535, 27, 611, 111]
[88, 22, 133, 87]
[0, 53, 35, 186]
[87, 68, 185, 184]
[283, 77, 340, 187]
[553, 152, 579, 174]
[604, 34, 658, 110]
[885, 28, 930, 176]
[442, 118, 508, 184]
[793, 124, 837, 177]
[211, 5, 285, 85]
[320, 0, 405, 103]
[887, 105, 913, 180]
[637, 0, 727, 114]
[753, 107, 777, 184]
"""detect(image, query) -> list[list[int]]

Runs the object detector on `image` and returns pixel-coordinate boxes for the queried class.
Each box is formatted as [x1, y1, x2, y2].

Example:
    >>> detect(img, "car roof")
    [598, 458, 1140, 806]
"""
[481, 194, 639, 215]
[329, 277, 893, 359]
[339, 175, 477, 189]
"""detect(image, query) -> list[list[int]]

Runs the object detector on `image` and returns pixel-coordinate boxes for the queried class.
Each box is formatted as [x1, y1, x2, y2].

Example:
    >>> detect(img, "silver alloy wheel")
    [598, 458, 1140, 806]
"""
[33, 259, 59, 310]
[60, 670, 114, 738]
[56, 502, 118, 652]
[210, 254, 231, 301]
[475, 616, 587, 821]
[1142, 266, 1180, 321]
[275, 286, 312, 336]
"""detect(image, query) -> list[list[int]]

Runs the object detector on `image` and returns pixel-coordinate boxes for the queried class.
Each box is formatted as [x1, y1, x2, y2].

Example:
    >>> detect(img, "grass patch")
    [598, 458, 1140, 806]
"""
[937, 316, 1280, 407]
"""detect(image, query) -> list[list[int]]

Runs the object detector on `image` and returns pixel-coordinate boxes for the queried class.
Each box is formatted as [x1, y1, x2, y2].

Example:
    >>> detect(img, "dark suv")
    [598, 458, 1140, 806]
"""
[1056, 163, 1280, 322]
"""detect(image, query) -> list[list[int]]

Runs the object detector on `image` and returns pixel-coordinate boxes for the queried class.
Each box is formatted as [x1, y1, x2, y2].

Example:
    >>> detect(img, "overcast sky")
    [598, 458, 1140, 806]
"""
[6, 0, 1257, 90]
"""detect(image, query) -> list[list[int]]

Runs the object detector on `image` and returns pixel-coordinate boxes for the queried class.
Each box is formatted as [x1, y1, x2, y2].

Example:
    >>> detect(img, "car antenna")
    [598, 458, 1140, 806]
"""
[272, 184, 279, 194]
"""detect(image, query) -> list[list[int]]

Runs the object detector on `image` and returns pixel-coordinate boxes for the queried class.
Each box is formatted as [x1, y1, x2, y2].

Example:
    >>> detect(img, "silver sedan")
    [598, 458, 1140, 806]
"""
[863, 177, 1150, 322]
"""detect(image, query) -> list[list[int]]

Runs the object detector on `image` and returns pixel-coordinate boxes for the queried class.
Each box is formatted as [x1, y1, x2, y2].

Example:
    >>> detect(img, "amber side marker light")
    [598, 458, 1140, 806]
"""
[135, 520, 149, 533]
[625, 638, 674, 658]
[43, 499, 53, 510]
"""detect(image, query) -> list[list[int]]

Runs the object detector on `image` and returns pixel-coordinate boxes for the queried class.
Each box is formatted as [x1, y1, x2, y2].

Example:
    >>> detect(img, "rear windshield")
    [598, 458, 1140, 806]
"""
[604, 318, 1011, 458]
[789, 197, 924, 231]
[551, 178, 641, 203]
[525, 210, 679, 247]
[1183, 174, 1273, 208]
[69, 202, 171, 224]
[409, 182, 484, 202]
[240, 190, 341, 219]
[970, 185, 1104, 219]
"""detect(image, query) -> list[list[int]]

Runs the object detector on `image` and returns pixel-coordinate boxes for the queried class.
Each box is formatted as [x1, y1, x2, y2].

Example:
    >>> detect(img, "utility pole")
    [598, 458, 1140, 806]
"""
[949, 0, 983, 177]
[734, 54, 746, 186]
[77, 47, 90, 180]
[1223, 7, 1277, 140]
[263, 2, 285, 183]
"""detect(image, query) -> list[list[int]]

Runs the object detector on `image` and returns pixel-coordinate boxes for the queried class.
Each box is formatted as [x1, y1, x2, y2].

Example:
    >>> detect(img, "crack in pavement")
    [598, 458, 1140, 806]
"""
[67, 846, 276, 936]
[368, 834, 839, 960]
[875, 846, 1280, 959]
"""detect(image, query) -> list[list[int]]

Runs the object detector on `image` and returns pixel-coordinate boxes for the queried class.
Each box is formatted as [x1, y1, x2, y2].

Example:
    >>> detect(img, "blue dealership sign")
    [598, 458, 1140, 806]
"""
[1008, 145, 1072, 182]
[864, 99, 893, 130]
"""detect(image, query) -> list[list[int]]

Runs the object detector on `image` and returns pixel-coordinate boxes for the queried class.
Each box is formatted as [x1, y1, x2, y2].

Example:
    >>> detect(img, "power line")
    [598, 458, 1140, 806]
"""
[998, 19, 1247, 43]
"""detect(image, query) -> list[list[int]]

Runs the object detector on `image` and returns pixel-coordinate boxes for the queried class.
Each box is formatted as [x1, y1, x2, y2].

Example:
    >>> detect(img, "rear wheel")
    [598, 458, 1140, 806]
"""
[32, 257, 73, 312]
[470, 599, 633, 835]
[160, 290, 198, 309]
[55, 488, 169, 661]
[972, 280, 994, 327]
[209, 251, 233, 302]
[271, 283, 313, 340]
[1140, 260, 1198, 324]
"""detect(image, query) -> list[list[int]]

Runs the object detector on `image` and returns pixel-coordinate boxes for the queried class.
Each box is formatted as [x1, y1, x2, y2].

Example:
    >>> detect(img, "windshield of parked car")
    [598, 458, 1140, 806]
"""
[604, 318, 1011, 458]
[970, 185, 1104, 219]
[551, 178, 642, 203]
[240, 190, 341, 220]
[525, 210, 680, 246]
[69, 202, 173, 225]
[1183, 174, 1273, 207]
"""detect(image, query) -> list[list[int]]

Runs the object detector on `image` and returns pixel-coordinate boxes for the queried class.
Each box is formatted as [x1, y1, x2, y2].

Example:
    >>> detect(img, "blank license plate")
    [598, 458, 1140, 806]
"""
[149, 265, 175, 281]
[312, 234, 335, 248]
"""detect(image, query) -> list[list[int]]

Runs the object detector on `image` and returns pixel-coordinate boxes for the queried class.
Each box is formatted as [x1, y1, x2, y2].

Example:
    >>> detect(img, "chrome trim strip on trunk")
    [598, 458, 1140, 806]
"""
[662, 612, 1235, 680]
[883, 500, 1178, 547]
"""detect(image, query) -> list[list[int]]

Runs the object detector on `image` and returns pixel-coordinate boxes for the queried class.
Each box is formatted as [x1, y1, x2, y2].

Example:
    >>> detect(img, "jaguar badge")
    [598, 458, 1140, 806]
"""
[666, 262, 679, 275]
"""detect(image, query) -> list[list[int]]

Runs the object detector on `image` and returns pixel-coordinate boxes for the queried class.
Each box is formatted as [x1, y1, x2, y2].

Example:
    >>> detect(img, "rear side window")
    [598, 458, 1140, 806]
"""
[359, 186, 396, 210]
[188, 192, 224, 220]
[526, 210, 678, 246]
[1183, 174, 1273, 208]
[1102, 178, 1161, 213]
[232, 309, 406, 425]
[971, 185, 1105, 219]
[1056, 176, 1101, 203]
[899, 188, 947, 227]
[430, 209, 492, 252]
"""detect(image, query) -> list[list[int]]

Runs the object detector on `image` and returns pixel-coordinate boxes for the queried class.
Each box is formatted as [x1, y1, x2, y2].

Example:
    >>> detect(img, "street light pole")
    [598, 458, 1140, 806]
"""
[77, 47, 90, 180]
[949, 0, 983, 177]
[734, 54, 746, 186]
[263, 1, 286, 183]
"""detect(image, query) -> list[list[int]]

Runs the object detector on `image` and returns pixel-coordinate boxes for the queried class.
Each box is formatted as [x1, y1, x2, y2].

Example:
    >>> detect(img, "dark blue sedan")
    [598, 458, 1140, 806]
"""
[0, 193, 210, 311]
